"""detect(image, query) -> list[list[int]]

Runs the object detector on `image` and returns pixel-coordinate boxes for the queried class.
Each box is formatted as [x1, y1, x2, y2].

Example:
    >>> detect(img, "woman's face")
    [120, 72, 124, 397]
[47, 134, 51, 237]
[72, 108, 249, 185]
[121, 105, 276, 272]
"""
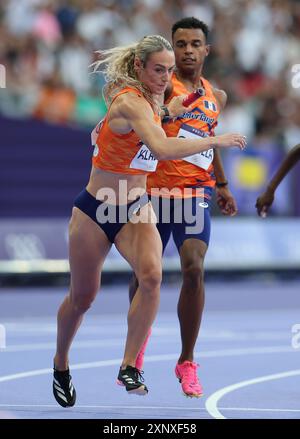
[136, 49, 175, 95]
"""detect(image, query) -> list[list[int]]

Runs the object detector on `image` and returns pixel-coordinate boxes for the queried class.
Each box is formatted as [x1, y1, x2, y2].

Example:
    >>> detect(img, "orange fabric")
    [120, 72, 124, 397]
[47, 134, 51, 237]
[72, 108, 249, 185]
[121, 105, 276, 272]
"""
[147, 74, 220, 198]
[92, 87, 161, 175]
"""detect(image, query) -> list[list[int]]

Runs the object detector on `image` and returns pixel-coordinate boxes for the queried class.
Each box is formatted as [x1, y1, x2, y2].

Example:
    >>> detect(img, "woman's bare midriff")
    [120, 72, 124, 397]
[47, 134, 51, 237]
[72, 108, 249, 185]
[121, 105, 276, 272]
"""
[86, 166, 148, 205]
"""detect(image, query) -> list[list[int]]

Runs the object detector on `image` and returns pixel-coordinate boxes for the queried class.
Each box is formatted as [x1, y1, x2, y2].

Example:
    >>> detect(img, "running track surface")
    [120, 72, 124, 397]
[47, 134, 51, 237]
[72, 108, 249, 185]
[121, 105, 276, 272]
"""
[0, 278, 300, 419]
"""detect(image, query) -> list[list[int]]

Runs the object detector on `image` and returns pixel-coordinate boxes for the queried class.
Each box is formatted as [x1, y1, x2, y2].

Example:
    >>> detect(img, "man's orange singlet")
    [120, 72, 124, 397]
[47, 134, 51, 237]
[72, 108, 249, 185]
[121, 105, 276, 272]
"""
[147, 74, 220, 198]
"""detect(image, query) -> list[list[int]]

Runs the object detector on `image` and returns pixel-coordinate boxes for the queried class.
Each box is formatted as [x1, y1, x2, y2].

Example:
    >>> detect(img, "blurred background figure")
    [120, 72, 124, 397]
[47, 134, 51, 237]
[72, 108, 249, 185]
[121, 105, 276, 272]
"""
[0, 0, 299, 275]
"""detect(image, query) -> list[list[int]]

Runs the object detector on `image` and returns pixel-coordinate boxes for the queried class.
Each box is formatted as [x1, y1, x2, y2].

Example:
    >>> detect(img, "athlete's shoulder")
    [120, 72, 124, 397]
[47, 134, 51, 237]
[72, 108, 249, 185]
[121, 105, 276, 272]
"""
[212, 87, 227, 110]
[115, 90, 152, 119]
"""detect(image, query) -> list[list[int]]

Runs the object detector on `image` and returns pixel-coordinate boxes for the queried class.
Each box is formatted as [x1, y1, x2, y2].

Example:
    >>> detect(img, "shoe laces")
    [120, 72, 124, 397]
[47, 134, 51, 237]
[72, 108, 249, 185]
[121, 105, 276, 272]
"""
[133, 367, 145, 383]
[121, 365, 145, 383]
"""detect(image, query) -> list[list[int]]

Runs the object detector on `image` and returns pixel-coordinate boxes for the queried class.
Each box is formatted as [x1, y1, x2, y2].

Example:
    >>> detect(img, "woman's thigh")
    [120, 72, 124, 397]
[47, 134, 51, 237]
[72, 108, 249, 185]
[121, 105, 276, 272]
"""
[69, 207, 112, 300]
[114, 203, 162, 278]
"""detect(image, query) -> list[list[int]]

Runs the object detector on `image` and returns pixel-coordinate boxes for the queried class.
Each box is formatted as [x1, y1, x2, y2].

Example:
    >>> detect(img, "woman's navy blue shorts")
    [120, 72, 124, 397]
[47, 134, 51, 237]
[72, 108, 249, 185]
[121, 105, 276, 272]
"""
[74, 189, 149, 243]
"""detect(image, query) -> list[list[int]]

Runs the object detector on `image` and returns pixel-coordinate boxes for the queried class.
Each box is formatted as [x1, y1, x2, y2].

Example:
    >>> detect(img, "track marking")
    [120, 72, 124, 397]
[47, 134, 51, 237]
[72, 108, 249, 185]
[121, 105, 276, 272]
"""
[0, 404, 300, 413]
[0, 347, 298, 419]
[1, 341, 294, 354]
[205, 369, 300, 419]
[0, 404, 205, 410]
[0, 346, 296, 383]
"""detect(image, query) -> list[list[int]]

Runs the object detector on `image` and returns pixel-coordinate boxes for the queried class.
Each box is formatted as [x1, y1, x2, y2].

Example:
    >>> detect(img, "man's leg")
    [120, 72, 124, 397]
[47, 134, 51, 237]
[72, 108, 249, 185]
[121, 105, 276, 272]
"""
[172, 198, 211, 397]
[177, 238, 207, 363]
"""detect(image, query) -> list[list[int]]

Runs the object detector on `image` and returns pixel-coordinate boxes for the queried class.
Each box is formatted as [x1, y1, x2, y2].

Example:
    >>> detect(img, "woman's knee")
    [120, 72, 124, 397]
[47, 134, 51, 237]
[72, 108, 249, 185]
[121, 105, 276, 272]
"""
[69, 288, 97, 314]
[138, 265, 162, 294]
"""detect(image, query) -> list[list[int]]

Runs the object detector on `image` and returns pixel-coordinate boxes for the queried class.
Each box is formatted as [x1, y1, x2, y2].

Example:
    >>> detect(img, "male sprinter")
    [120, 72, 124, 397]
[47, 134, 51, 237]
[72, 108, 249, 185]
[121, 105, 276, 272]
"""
[129, 17, 237, 397]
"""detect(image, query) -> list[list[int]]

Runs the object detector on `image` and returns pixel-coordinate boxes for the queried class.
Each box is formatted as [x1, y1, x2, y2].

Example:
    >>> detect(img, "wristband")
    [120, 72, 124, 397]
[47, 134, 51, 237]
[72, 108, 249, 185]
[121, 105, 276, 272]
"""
[160, 105, 170, 118]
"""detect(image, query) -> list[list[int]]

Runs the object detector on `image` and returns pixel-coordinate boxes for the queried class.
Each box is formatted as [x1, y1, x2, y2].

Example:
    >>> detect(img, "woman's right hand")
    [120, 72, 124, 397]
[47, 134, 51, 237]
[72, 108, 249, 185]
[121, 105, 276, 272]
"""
[214, 133, 247, 150]
[167, 95, 193, 118]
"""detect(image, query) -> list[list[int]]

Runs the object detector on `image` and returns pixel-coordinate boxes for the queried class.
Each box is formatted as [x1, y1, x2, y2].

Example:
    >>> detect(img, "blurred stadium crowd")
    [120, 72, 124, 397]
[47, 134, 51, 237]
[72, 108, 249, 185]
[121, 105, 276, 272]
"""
[0, 0, 299, 215]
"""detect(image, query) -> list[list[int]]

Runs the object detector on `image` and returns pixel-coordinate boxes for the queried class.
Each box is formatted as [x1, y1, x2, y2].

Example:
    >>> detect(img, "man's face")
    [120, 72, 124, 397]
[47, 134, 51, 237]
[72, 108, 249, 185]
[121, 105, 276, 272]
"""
[172, 28, 209, 73]
[136, 49, 175, 95]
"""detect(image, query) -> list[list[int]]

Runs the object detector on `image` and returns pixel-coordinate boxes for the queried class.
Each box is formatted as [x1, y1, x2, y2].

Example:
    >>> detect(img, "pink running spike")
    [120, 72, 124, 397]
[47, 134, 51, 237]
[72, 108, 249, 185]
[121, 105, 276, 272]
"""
[135, 328, 152, 371]
[175, 361, 203, 398]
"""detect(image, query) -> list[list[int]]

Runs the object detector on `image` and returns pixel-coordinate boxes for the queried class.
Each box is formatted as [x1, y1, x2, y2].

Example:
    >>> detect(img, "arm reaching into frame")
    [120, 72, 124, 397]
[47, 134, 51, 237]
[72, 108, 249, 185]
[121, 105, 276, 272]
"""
[256, 143, 300, 217]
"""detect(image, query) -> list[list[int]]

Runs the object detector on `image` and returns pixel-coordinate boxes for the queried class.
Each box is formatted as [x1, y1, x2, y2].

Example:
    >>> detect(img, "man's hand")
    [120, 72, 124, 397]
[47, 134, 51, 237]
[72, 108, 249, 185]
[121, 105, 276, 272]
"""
[216, 186, 238, 216]
[255, 188, 275, 218]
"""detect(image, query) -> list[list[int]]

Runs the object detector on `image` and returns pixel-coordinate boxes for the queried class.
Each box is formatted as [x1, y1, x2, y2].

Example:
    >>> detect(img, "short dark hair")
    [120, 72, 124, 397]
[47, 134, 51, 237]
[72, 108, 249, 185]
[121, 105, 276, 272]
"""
[172, 17, 209, 41]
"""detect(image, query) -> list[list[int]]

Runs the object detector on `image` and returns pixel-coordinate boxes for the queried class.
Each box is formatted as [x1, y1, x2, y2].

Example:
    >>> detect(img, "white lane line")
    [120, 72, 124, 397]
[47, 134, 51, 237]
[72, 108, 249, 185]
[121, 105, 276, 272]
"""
[0, 359, 121, 383]
[2, 339, 127, 352]
[221, 407, 300, 413]
[0, 404, 300, 414]
[0, 345, 296, 384]
[0, 404, 204, 411]
[205, 369, 300, 419]
[1, 341, 294, 354]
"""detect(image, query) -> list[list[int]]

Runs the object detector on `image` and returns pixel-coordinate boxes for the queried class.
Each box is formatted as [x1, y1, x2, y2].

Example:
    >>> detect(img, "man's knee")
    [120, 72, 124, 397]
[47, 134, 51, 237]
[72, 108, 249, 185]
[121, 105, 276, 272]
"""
[182, 259, 205, 289]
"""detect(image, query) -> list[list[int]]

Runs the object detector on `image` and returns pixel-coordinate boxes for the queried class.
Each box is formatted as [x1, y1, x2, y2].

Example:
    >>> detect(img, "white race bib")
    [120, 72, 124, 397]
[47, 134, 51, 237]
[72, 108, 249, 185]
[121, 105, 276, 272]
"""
[178, 125, 214, 170]
[129, 143, 158, 172]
